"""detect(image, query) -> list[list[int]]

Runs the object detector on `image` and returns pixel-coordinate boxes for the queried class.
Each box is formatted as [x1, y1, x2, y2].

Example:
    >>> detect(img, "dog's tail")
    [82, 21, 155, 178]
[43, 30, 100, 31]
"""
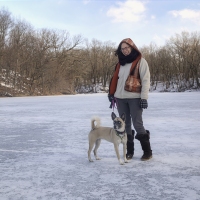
[91, 117, 101, 130]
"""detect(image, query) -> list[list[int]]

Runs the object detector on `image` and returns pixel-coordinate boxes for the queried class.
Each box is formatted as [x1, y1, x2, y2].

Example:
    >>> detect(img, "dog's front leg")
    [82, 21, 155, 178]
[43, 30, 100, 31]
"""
[114, 143, 124, 165]
[123, 143, 128, 163]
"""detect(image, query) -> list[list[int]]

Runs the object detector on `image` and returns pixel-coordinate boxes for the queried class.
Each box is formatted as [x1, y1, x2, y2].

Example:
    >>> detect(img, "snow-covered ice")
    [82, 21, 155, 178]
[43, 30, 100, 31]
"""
[0, 92, 200, 200]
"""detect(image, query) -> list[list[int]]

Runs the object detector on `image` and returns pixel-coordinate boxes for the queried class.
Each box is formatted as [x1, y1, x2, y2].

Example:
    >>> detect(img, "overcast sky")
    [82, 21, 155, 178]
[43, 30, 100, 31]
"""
[0, 0, 200, 47]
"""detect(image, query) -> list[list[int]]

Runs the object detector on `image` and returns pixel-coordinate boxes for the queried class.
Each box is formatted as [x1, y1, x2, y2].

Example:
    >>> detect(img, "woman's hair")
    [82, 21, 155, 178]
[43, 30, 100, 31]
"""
[114, 42, 133, 56]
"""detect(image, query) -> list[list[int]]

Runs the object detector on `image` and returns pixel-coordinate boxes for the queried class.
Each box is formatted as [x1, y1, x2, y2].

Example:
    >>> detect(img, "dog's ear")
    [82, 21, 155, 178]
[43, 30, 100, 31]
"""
[111, 112, 117, 120]
[120, 113, 126, 122]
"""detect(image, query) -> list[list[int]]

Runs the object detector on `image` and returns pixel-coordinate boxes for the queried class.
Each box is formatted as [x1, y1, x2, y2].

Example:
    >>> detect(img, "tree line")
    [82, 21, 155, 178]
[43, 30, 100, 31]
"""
[0, 9, 199, 97]
[141, 31, 200, 92]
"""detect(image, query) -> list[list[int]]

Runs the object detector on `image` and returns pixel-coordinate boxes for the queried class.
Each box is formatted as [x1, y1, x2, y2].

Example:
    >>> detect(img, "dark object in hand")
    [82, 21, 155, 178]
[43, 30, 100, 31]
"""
[108, 94, 116, 109]
[108, 94, 115, 103]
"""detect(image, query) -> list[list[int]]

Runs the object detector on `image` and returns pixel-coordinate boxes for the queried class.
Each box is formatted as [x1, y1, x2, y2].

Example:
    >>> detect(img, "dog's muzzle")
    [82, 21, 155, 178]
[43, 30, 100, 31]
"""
[114, 121, 122, 129]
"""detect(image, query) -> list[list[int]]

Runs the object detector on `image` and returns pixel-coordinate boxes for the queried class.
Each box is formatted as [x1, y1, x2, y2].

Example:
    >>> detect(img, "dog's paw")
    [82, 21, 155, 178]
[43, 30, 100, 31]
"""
[119, 159, 125, 165]
[124, 159, 129, 163]
[96, 157, 101, 160]
[89, 159, 94, 162]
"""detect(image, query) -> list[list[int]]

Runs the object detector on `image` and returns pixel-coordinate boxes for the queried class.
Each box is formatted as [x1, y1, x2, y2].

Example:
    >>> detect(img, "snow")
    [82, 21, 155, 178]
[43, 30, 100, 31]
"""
[0, 93, 200, 200]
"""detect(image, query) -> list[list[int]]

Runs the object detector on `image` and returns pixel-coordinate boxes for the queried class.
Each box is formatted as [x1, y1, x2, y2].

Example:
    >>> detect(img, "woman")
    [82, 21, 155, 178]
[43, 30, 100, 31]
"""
[108, 38, 152, 161]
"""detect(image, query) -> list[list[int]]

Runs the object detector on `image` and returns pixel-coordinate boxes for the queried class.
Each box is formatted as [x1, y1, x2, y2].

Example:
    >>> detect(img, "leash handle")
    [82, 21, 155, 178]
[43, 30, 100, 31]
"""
[110, 98, 117, 111]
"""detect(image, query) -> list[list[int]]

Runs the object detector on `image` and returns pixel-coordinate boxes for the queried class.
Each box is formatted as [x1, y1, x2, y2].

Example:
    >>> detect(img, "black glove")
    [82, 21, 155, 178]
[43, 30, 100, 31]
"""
[108, 94, 116, 109]
[108, 94, 115, 103]
[140, 99, 148, 109]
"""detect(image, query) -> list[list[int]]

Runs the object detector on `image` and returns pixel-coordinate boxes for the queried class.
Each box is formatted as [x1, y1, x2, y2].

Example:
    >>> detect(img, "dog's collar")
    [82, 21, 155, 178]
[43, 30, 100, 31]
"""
[115, 130, 126, 134]
[115, 130, 126, 139]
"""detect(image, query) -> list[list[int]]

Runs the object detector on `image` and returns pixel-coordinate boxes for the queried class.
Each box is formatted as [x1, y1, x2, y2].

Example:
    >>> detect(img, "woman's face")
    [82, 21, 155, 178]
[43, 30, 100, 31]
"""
[121, 42, 131, 56]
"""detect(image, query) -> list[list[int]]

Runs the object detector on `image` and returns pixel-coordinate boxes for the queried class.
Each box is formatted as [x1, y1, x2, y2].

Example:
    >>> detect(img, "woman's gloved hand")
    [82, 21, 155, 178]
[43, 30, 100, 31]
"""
[108, 94, 115, 103]
[108, 94, 116, 109]
[140, 99, 148, 109]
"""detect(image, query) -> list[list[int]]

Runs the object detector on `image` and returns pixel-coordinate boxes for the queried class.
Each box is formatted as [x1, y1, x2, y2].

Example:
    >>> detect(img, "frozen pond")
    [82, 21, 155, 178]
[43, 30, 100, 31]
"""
[0, 93, 200, 200]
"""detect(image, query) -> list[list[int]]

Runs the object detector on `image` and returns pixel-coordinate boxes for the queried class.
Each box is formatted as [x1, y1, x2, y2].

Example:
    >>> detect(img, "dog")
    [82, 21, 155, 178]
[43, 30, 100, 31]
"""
[88, 112, 128, 165]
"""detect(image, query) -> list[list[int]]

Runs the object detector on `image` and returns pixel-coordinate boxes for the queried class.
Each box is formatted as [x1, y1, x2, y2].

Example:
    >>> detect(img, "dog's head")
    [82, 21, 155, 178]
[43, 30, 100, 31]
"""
[111, 112, 126, 132]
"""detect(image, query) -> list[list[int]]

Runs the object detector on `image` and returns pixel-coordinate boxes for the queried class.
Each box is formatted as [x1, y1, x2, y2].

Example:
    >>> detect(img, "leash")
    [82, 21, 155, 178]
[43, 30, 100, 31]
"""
[110, 98, 125, 141]
[109, 98, 118, 112]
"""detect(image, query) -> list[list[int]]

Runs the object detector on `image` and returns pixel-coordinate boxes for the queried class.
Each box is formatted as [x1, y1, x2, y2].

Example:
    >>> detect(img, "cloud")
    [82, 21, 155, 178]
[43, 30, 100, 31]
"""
[169, 9, 200, 23]
[107, 0, 146, 23]
[83, 0, 91, 5]
[151, 34, 169, 46]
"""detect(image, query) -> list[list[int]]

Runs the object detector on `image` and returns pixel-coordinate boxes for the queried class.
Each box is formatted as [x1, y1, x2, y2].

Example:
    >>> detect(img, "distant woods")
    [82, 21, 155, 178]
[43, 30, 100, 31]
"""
[141, 32, 200, 92]
[0, 9, 200, 96]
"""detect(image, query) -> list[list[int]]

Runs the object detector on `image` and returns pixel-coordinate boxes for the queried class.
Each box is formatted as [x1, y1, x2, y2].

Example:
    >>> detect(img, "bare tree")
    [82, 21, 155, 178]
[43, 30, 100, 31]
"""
[100, 41, 117, 88]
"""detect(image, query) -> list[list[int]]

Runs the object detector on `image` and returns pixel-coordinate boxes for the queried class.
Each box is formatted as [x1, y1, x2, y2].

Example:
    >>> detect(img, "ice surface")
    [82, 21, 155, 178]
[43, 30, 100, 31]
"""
[0, 93, 200, 200]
